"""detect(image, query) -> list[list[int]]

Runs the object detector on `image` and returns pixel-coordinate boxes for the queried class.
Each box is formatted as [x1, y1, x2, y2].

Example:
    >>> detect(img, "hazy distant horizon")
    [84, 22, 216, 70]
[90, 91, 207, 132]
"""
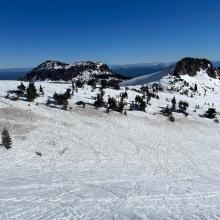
[1, 60, 220, 80]
[1, 60, 220, 70]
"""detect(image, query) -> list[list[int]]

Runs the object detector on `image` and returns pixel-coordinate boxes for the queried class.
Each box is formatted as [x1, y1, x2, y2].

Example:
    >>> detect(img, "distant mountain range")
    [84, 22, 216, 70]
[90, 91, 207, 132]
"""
[1, 61, 220, 80]
[110, 62, 174, 78]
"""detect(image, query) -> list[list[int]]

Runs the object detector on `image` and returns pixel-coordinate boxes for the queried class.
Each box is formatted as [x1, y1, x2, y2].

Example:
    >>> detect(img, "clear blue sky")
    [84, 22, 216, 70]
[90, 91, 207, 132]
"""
[0, 0, 220, 68]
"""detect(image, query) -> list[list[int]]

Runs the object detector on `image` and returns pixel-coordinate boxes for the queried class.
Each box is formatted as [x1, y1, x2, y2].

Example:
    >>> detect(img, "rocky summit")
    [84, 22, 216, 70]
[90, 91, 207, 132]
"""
[173, 57, 219, 78]
[24, 60, 128, 82]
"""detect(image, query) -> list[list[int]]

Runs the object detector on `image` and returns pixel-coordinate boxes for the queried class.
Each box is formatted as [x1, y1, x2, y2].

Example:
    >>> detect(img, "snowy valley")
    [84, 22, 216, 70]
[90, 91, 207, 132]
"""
[0, 57, 220, 219]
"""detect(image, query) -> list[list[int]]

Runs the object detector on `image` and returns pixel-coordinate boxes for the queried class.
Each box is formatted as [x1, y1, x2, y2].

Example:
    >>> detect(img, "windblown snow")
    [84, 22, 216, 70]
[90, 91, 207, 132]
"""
[0, 70, 220, 219]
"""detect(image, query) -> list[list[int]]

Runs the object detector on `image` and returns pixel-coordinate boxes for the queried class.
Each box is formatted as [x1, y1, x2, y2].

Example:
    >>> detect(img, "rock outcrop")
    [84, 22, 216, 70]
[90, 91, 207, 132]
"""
[173, 57, 218, 78]
[24, 60, 128, 82]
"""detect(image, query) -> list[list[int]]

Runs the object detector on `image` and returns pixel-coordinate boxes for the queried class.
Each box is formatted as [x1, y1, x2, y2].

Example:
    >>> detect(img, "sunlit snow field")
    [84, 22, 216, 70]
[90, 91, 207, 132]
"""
[0, 80, 220, 219]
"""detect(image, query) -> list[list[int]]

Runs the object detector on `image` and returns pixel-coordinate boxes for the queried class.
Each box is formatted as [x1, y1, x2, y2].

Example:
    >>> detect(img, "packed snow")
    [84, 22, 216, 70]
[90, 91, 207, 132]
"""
[0, 74, 220, 219]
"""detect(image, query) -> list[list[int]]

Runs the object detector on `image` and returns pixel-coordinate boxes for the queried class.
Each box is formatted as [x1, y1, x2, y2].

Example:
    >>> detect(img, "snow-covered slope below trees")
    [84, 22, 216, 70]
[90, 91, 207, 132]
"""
[0, 74, 220, 219]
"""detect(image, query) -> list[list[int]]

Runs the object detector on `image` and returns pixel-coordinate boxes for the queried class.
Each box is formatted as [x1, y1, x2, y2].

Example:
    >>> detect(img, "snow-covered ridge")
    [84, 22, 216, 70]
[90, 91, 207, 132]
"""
[24, 60, 128, 82]
[66, 61, 105, 69]
[34, 60, 106, 71]
[34, 60, 68, 71]
[120, 65, 175, 86]
[121, 57, 220, 87]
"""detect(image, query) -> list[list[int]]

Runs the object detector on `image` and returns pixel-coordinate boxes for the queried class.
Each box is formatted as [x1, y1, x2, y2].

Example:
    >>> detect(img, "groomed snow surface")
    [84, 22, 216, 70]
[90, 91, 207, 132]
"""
[0, 79, 220, 219]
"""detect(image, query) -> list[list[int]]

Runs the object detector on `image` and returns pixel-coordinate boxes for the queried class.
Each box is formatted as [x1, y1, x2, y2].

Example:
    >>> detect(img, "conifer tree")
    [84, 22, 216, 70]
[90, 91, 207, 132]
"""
[100, 88, 105, 98]
[161, 105, 172, 117]
[52, 90, 70, 108]
[204, 108, 217, 119]
[171, 96, 176, 111]
[139, 99, 146, 112]
[17, 82, 26, 92]
[101, 80, 107, 89]
[1, 127, 12, 150]
[108, 97, 117, 110]
[146, 95, 151, 104]
[72, 80, 76, 91]
[76, 80, 83, 88]
[26, 83, 38, 102]
[135, 95, 146, 111]
[169, 114, 175, 123]
[64, 88, 71, 100]
[88, 79, 96, 91]
[39, 85, 44, 95]
[121, 92, 128, 99]
[117, 97, 125, 113]
[194, 84, 198, 92]
[94, 93, 104, 108]
[179, 101, 189, 113]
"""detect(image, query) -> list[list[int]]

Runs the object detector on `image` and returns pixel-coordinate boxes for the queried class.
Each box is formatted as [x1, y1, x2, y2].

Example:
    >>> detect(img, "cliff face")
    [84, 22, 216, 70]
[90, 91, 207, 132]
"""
[24, 60, 128, 82]
[173, 57, 218, 78]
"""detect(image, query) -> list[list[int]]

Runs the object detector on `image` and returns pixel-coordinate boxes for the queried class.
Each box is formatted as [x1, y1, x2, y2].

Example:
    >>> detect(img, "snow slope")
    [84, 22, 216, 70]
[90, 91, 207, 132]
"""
[120, 65, 175, 86]
[0, 80, 220, 219]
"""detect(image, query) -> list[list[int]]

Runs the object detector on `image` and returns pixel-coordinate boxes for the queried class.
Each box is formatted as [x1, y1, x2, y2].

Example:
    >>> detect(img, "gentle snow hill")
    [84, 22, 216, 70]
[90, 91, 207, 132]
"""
[0, 77, 220, 219]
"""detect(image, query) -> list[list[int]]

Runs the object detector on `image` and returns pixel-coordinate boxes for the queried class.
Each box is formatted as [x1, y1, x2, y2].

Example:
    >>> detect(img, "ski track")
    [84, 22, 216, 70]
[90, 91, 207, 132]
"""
[0, 81, 220, 219]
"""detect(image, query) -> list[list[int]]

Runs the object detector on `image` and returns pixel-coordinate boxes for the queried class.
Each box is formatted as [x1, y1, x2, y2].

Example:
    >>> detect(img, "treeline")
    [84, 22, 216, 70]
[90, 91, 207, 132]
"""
[6, 82, 44, 102]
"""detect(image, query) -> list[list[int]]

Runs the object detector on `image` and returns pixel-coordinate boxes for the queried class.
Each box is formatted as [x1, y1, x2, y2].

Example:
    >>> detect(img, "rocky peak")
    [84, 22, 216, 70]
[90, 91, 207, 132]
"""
[35, 60, 68, 71]
[24, 60, 127, 82]
[173, 57, 218, 78]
